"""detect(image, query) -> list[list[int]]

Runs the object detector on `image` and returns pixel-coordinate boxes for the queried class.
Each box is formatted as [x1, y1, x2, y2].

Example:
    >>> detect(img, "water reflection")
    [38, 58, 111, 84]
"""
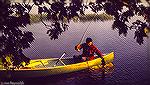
[22, 63, 114, 85]
[88, 63, 114, 80]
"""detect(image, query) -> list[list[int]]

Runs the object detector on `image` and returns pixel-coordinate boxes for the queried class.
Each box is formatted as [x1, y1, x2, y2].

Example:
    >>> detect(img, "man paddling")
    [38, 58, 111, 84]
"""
[75, 37, 104, 61]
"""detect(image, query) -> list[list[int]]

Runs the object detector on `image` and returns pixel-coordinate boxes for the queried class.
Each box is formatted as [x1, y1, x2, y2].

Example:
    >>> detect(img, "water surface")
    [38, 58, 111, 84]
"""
[23, 20, 150, 85]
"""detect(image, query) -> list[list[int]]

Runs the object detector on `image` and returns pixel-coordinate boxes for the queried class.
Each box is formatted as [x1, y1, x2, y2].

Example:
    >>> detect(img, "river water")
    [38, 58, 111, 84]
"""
[21, 19, 150, 85]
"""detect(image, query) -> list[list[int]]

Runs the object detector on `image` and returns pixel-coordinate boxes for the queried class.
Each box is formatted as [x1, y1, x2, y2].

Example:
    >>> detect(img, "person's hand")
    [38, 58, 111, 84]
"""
[77, 49, 80, 52]
[76, 44, 81, 52]
[82, 57, 86, 61]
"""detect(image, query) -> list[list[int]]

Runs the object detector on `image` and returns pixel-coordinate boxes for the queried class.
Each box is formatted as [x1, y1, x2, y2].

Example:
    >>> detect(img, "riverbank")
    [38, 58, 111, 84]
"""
[29, 13, 113, 24]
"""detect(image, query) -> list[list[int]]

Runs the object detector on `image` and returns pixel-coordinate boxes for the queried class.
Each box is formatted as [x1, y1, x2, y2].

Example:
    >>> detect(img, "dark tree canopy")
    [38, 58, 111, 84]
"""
[0, 0, 34, 67]
[32, 0, 150, 43]
[0, 0, 150, 67]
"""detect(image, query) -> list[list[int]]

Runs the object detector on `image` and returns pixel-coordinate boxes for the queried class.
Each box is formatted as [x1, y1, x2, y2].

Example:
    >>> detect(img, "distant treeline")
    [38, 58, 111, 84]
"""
[30, 13, 113, 24]
[79, 13, 113, 22]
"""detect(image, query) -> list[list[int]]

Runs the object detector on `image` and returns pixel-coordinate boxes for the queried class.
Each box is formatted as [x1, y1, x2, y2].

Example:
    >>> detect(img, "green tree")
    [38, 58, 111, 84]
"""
[0, 0, 34, 67]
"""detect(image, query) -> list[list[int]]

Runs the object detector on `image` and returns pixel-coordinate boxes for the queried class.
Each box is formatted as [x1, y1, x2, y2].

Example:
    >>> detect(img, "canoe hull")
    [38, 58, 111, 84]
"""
[0, 52, 114, 79]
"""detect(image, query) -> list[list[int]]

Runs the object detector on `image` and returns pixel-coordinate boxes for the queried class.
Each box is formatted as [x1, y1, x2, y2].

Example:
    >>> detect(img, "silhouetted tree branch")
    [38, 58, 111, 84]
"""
[33, 0, 150, 44]
[0, 0, 34, 67]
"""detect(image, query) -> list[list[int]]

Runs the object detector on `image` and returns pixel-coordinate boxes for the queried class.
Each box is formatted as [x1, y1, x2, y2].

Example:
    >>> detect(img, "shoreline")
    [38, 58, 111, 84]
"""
[29, 13, 113, 24]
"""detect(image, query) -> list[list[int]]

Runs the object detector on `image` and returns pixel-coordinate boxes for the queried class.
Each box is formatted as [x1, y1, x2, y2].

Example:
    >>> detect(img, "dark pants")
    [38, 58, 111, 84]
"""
[73, 55, 82, 63]
[73, 55, 95, 62]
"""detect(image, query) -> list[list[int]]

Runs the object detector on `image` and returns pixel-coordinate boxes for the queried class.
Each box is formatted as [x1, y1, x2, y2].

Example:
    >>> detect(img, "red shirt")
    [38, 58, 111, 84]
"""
[75, 43, 102, 59]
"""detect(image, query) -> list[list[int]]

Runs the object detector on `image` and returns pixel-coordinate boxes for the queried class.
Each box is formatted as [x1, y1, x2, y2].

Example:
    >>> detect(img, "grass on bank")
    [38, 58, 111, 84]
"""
[29, 13, 113, 24]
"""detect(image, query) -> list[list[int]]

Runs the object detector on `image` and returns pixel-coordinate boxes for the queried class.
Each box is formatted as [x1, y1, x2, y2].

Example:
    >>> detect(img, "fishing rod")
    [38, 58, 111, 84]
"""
[78, 13, 98, 44]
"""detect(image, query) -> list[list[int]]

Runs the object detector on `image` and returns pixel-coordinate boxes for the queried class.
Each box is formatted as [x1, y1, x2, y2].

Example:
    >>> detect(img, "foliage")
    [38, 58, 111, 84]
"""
[0, 0, 34, 67]
[31, 0, 150, 44]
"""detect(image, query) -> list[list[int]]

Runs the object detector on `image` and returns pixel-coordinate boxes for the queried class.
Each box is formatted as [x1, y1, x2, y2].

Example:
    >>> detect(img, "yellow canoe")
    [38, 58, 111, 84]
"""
[0, 52, 114, 79]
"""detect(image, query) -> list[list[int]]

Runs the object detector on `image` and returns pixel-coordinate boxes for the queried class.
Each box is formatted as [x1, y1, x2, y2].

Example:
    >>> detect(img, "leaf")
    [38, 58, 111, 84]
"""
[33, 0, 43, 5]
[112, 20, 128, 36]
[38, 6, 43, 14]
[46, 22, 68, 40]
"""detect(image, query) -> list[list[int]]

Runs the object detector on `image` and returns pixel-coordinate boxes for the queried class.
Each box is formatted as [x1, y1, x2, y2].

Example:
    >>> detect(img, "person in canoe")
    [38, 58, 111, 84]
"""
[75, 37, 104, 62]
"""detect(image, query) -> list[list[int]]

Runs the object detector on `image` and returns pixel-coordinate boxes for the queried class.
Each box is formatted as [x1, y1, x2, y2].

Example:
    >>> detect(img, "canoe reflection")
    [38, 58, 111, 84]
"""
[2, 63, 114, 85]
[69, 63, 115, 80]
[88, 63, 115, 80]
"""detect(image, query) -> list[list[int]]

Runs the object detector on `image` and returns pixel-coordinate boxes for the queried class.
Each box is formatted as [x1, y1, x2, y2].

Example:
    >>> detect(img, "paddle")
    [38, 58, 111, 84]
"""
[95, 54, 106, 66]
[101, 54, 106, 67]
[101, 58, 106, 67]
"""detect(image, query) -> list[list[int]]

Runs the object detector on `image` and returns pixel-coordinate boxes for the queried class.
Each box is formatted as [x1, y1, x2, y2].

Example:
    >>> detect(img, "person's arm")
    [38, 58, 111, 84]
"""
[94, 46, 105, 65]
[75, 44, 83, 52]
[93, 46, 103, 58]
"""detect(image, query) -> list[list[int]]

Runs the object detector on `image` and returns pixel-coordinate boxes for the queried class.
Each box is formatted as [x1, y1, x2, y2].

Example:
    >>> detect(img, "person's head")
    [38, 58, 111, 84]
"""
[86, 37, 93, 46]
